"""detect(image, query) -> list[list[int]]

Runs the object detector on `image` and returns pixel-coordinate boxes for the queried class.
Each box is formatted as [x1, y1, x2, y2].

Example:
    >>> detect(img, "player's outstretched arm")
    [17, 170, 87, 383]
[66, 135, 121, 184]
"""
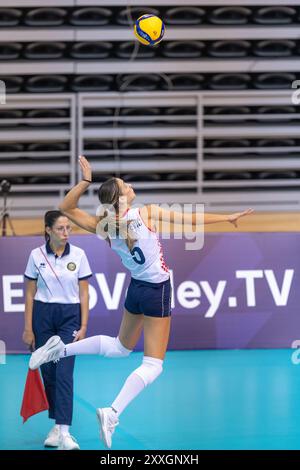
[140, 205, 254, 230]
[59, 155, 98, 234]
[204, 208, 254, 227]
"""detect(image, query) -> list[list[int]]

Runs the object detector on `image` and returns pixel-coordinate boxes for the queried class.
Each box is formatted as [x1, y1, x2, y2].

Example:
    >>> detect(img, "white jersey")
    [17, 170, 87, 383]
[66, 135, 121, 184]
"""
[110, 207, 169, 283]
[24, 242, 92, 304]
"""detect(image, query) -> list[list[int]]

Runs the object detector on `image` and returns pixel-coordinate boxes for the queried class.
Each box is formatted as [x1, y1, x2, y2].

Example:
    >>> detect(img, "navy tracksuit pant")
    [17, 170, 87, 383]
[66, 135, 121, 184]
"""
[32, 300, 81, 425]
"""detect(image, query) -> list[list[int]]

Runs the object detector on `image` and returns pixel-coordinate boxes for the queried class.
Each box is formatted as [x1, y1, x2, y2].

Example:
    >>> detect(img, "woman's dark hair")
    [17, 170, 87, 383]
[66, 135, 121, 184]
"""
[44, 210, 64, 242]
[98, 177, 120, 211]
[98, 177, 136, 251]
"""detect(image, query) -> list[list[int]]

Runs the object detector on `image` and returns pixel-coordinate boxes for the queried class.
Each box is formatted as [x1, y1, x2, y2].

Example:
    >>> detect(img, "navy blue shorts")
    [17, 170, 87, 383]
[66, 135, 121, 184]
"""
[125, 277, 172, 318]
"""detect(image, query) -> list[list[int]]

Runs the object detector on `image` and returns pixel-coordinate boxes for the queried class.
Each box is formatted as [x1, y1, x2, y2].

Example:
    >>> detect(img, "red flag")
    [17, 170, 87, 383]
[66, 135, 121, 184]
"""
[20, 368, 49, 423]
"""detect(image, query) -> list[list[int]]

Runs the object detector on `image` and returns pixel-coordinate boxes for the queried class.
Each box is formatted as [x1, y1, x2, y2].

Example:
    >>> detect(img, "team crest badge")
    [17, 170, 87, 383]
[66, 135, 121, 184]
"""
[67, 262, 76, 271]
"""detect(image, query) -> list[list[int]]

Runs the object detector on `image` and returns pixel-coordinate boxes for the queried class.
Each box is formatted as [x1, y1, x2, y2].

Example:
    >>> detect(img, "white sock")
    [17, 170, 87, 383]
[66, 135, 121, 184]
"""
[111, 357, 163, 416]
[59, 425, 69, 436]
[111, 373, 146, 416]
[61, 335, 101, 357]
[61, 335, 131, 358]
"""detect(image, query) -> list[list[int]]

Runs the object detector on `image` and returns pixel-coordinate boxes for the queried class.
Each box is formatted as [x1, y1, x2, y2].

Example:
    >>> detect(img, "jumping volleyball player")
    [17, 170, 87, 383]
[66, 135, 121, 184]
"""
[29, 156, 253, 448]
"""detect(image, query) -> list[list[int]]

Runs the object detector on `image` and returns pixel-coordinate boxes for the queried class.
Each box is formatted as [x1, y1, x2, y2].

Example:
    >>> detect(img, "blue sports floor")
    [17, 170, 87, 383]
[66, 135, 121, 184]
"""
[0, 350, 299, 450]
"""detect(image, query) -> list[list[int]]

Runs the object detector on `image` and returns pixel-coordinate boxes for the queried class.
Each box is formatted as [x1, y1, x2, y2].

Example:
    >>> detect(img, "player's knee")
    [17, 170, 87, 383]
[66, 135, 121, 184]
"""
[134, 356, 163, 387]
[99, 335, 132, 358]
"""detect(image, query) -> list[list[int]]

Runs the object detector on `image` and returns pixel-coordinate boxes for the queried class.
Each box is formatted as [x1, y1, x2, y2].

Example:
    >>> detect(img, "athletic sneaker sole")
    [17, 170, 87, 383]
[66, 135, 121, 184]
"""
[29, 335, 61, 370]
[96, 408, 110, 449]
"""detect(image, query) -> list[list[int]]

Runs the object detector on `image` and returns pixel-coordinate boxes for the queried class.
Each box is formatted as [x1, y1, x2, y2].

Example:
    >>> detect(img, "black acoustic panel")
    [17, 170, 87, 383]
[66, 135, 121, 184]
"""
[115, 42, 156, 59]
[71, 42, 113, 59]
[117, 74, 161, 91]
[167, 141, 196, 149]
[208, 106, 251, 116]
[123, 173, 161, 182]
[258, 105, 296, 114]
[85, 141, 113, 150]
[27, 142, 69, 152]
[72, 75, 114, 92]
[259, 171, 297, 179]
[0, 109, 23, 120]
[84, 108, 114, 126]
[85, 108, 114, 117]
[166, 107, 195, 115]
[1, 76, 23, 93]
[162, 74, 205, 90]
[92, 174, 114, 183]
[2, 40, 299, 62]
[0, 143, 24, 152]
[0, 43, 22, 60]
[255, 73, 296, 89]
[209, 7, 251, 25]
[208, 40, 251, 58]
[165, 7, 205, 25]
[162, 41, 205, 58]
[84, 111, 113, 129]
[206, 106, 251, 123]
[4, 176, 25, 184]
[29, 176, 69, 184]
[0, 8, 22, 26]
[24, 8, 67, 26]
[210, 74, 251, 90]
[70, 7, 112, 26]
[24, 42, 66, 60]
[121, 107, 160, 118]
[165, 107, 196, 124]
[254, 7, 296, 24]
[254, 40, 296, 57]
[116, 7, 160, 26]
[257, 139, 296, 147]
[25, 75, 68, 92]
[120, 140, 159, 150]
[1, 72, 297, 94]
[211, 172, 252, 180]
[256, 106, 297, 123]
[208, 139, 251, 148]
[167, 173, 196, 181]
[26, 109, 68, 127]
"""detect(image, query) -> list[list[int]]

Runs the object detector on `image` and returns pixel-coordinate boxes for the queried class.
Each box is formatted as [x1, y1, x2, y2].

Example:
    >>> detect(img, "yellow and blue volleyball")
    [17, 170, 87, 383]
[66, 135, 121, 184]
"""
[134, 14, 165, 46]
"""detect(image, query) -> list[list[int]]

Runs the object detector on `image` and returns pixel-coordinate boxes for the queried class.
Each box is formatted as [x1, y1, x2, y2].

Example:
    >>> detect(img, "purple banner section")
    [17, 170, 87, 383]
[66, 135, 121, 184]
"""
[0, 233, 299, 353]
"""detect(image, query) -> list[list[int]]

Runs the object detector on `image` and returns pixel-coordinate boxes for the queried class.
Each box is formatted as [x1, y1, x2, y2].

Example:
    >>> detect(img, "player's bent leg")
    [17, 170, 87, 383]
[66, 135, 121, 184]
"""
[144, 315, 171, 360]
[63, 333, 133, 358]
[111, 316, 170, 414]
[29, 309, 142, 368]
[97, 316, 170, 448]
[99, 335, 132, 358]
[117, 309, 144, 351]
[97, 355, 163, 449]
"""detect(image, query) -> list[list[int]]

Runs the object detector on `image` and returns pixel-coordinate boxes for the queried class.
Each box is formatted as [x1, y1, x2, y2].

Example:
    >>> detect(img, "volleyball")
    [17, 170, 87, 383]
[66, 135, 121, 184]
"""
[134, 14, 165, 46]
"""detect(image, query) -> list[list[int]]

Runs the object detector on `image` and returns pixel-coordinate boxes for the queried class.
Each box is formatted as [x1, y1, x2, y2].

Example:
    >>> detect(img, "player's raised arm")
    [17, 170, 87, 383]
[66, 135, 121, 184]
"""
[58, 155, 98, 234]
